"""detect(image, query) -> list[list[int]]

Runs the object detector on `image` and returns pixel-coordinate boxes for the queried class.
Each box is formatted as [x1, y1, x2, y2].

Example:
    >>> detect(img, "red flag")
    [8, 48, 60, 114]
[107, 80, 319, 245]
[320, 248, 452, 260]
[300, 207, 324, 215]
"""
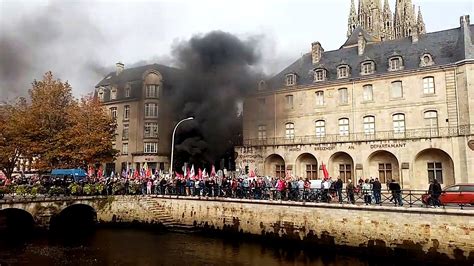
[211, 165, 216, 177]
[249, 169, 256, 178]
[322, 163, 329, 180]
[198, 168, 202, 179]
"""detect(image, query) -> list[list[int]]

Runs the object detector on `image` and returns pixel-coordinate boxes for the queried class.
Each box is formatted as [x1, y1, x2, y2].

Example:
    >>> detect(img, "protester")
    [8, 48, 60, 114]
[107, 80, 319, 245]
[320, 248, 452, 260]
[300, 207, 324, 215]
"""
[346, 179, 355, 204]
[389, 179, 403, 206]
[372, 178, 382, 204]
[428, 179, 442, 207]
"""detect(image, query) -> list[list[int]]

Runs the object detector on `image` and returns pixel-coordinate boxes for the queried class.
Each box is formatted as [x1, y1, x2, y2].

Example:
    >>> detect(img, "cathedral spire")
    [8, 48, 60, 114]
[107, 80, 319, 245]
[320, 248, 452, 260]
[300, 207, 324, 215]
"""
[417, 6, 426, 34]
[347, 0, 359, 37]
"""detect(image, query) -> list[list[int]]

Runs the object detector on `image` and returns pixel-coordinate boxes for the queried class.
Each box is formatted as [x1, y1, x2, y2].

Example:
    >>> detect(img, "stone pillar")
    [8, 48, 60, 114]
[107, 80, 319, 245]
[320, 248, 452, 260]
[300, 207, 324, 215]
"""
[401, 162, 410, 189]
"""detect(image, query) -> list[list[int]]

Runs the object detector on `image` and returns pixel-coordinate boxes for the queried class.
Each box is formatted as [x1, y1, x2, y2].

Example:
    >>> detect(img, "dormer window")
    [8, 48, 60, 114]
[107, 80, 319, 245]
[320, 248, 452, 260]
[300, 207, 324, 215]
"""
[125, 84, 131, 98]
[313, 69, 327, 82]
[420, 53, 434, 67]
[361, 61, 375, 75]
[337, 65, 350, 79]
[285, 73, 297, 86]
[389, 56, 404, 71]
[258, 80, 267, 91]
[110, 88, 117, 100]
[98, 88, 105, 102]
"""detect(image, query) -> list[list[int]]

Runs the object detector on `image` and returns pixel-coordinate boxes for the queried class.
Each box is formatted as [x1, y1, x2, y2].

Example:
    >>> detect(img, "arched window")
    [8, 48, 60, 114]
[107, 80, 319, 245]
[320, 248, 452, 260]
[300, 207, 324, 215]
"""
[338, 118, 349, 136]
[145, 84, 159, 98]
[98, 88, 104, 102]
[258, 80, 266, 91]
[420, 53, 434, 67]
[363, 116, 375, 135]
[393, 113, 405, 133]
[424, 111, 438, 136]
[315, 120, 325, 138]
[285, 123, 295, 140]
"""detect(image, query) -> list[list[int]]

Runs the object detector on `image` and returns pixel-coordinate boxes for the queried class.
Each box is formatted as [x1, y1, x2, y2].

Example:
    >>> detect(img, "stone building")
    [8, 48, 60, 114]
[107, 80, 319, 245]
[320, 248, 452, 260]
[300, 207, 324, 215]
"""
[95, 63, 181, 174]
[236, 14, 474, 189]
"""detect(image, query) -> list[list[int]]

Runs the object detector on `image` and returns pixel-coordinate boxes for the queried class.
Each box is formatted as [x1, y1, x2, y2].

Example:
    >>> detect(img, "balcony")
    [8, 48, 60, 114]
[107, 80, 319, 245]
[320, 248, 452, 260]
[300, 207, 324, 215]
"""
[242, 125, 474, 147]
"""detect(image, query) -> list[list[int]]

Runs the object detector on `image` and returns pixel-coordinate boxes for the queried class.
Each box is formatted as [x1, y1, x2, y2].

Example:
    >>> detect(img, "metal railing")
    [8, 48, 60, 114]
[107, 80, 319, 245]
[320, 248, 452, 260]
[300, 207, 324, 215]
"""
[0, 188, 470, 209]
[242, 124, 474, 146]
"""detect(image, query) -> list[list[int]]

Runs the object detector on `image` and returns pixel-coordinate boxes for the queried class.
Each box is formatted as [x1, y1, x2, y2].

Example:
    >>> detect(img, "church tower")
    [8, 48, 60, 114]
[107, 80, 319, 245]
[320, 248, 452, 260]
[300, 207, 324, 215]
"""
[347, 0, 425, 41]
[381, 0, 394, 40]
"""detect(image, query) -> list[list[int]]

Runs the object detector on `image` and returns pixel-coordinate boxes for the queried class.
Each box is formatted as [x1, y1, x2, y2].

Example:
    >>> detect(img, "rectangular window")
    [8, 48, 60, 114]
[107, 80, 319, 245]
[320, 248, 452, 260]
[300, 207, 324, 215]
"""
[338, 88, 348, 104]
[315, 70, 325, 81]
[393, 114, 405, 134]
[125, 87, 131, 98]
[339, 118, 349, 136]
[423, 77, 435, 94]
[144, 142, 158, 154]
[391, 81, 403, 98]
[285, 123, 295, 140]
[339, 164, 352, 183]
[144, 122, 159, 138]
[145, 103, 158, 117]
[110, 107, 117, 119]
[363, 85, 373, 101]
[315, 120, 325, 138]
[338, 66, 348, 79]
[124, 105, 130, 120]
[315, 91, 324, 106]
[122, 124, 129, 140]
[275, 165, 285, 178]
[378, 163, 392, 183]
[306, 164, 318, 179]
[427, 162, 443, 184]
[362, 62, 374, 75]
[122, 143, 128, 155]
[145, 84, 159, 98]
[286, 74, 295, 86]
[258, 125, 266, 140]
[390, 58, 402, 71]
[285, 95, 294, 109]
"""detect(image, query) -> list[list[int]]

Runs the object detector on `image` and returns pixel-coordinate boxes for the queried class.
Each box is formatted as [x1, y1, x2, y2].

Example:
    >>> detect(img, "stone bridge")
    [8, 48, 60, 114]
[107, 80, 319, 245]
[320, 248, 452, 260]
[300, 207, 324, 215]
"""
[0, 196, 177, 230]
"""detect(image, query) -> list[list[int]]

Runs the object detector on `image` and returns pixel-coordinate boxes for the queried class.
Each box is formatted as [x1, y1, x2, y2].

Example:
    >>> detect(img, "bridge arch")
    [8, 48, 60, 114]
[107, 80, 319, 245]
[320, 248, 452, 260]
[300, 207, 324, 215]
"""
[50, 204, 97, 233]
[0, 208, 35, 236]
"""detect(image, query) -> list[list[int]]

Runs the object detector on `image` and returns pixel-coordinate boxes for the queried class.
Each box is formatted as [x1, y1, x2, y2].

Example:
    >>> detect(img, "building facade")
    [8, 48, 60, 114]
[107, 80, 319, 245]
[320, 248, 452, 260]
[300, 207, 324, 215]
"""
[236, 14, 474, 189]
[96, 63, 180, 174]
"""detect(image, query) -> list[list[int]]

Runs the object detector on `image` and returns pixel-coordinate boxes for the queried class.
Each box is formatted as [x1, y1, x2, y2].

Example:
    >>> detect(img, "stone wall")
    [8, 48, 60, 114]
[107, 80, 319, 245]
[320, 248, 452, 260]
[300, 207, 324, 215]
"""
[152, 197, 474, 261]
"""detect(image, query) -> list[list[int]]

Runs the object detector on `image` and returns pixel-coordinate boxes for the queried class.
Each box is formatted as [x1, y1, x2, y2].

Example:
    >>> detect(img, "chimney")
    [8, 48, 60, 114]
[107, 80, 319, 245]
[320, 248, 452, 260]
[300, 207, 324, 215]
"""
[116, 62, 124, 75]
[358, 32, 366, 56]
[460, 15, 470, 28]
[311, 42, 324, 64]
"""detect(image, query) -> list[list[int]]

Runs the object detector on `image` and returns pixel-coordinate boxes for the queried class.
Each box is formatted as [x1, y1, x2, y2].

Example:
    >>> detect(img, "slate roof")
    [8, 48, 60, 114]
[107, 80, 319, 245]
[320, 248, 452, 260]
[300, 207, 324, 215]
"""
[267, 24, 474, 90]
[95, 63, 183, 101]
[96, 63, 182, 88]
[341, 27, 380, 47]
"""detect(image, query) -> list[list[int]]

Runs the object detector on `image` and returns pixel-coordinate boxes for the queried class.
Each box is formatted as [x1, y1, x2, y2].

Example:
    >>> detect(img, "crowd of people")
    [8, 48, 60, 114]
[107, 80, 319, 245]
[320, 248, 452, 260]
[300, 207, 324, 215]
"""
[2, 165, 437, 207]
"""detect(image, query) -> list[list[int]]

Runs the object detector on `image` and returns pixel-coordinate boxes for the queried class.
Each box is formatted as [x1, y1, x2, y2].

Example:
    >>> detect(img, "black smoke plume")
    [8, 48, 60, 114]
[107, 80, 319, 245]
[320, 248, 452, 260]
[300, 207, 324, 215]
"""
[170, 31, 264, 167]
[0, 2, 109, 99]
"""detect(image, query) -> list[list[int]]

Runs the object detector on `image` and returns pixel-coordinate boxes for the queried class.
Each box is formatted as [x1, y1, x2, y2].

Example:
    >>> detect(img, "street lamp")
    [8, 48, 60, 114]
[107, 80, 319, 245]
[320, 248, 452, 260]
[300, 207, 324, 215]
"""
[169, 116, 194, 177]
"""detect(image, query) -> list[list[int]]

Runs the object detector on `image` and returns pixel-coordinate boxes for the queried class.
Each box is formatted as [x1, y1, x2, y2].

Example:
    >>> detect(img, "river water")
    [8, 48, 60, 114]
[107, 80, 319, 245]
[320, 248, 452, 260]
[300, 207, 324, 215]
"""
[0, 227, 383, 266]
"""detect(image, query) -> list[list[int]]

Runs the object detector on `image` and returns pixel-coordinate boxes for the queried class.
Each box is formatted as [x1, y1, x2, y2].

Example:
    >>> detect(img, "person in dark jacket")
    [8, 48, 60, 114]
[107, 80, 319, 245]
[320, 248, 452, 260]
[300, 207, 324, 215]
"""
[372, 178, 382, 204]
[389, 179, 403, 206]
[428, 179, 442, 207]
[335, 178, 344, 203]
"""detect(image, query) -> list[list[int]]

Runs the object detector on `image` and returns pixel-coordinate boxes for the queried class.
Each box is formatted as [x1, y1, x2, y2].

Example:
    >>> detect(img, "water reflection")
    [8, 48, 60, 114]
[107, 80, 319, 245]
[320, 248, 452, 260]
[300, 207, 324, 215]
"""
[0, 228, 370, 266]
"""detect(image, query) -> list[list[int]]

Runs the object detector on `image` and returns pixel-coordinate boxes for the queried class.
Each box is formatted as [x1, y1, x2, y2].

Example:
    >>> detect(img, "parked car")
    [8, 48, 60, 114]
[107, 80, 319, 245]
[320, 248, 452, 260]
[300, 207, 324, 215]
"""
[423, 184, 474, 206]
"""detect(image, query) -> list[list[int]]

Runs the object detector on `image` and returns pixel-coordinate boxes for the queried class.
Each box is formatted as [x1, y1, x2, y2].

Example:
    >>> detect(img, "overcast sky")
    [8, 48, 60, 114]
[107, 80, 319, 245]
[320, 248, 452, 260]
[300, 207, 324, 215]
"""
[0, 0, 473, 98]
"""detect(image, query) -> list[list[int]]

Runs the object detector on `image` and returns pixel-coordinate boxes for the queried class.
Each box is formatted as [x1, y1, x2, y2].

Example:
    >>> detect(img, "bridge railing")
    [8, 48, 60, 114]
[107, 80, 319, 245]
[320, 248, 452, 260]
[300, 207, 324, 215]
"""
[0, 188, 470, 210]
